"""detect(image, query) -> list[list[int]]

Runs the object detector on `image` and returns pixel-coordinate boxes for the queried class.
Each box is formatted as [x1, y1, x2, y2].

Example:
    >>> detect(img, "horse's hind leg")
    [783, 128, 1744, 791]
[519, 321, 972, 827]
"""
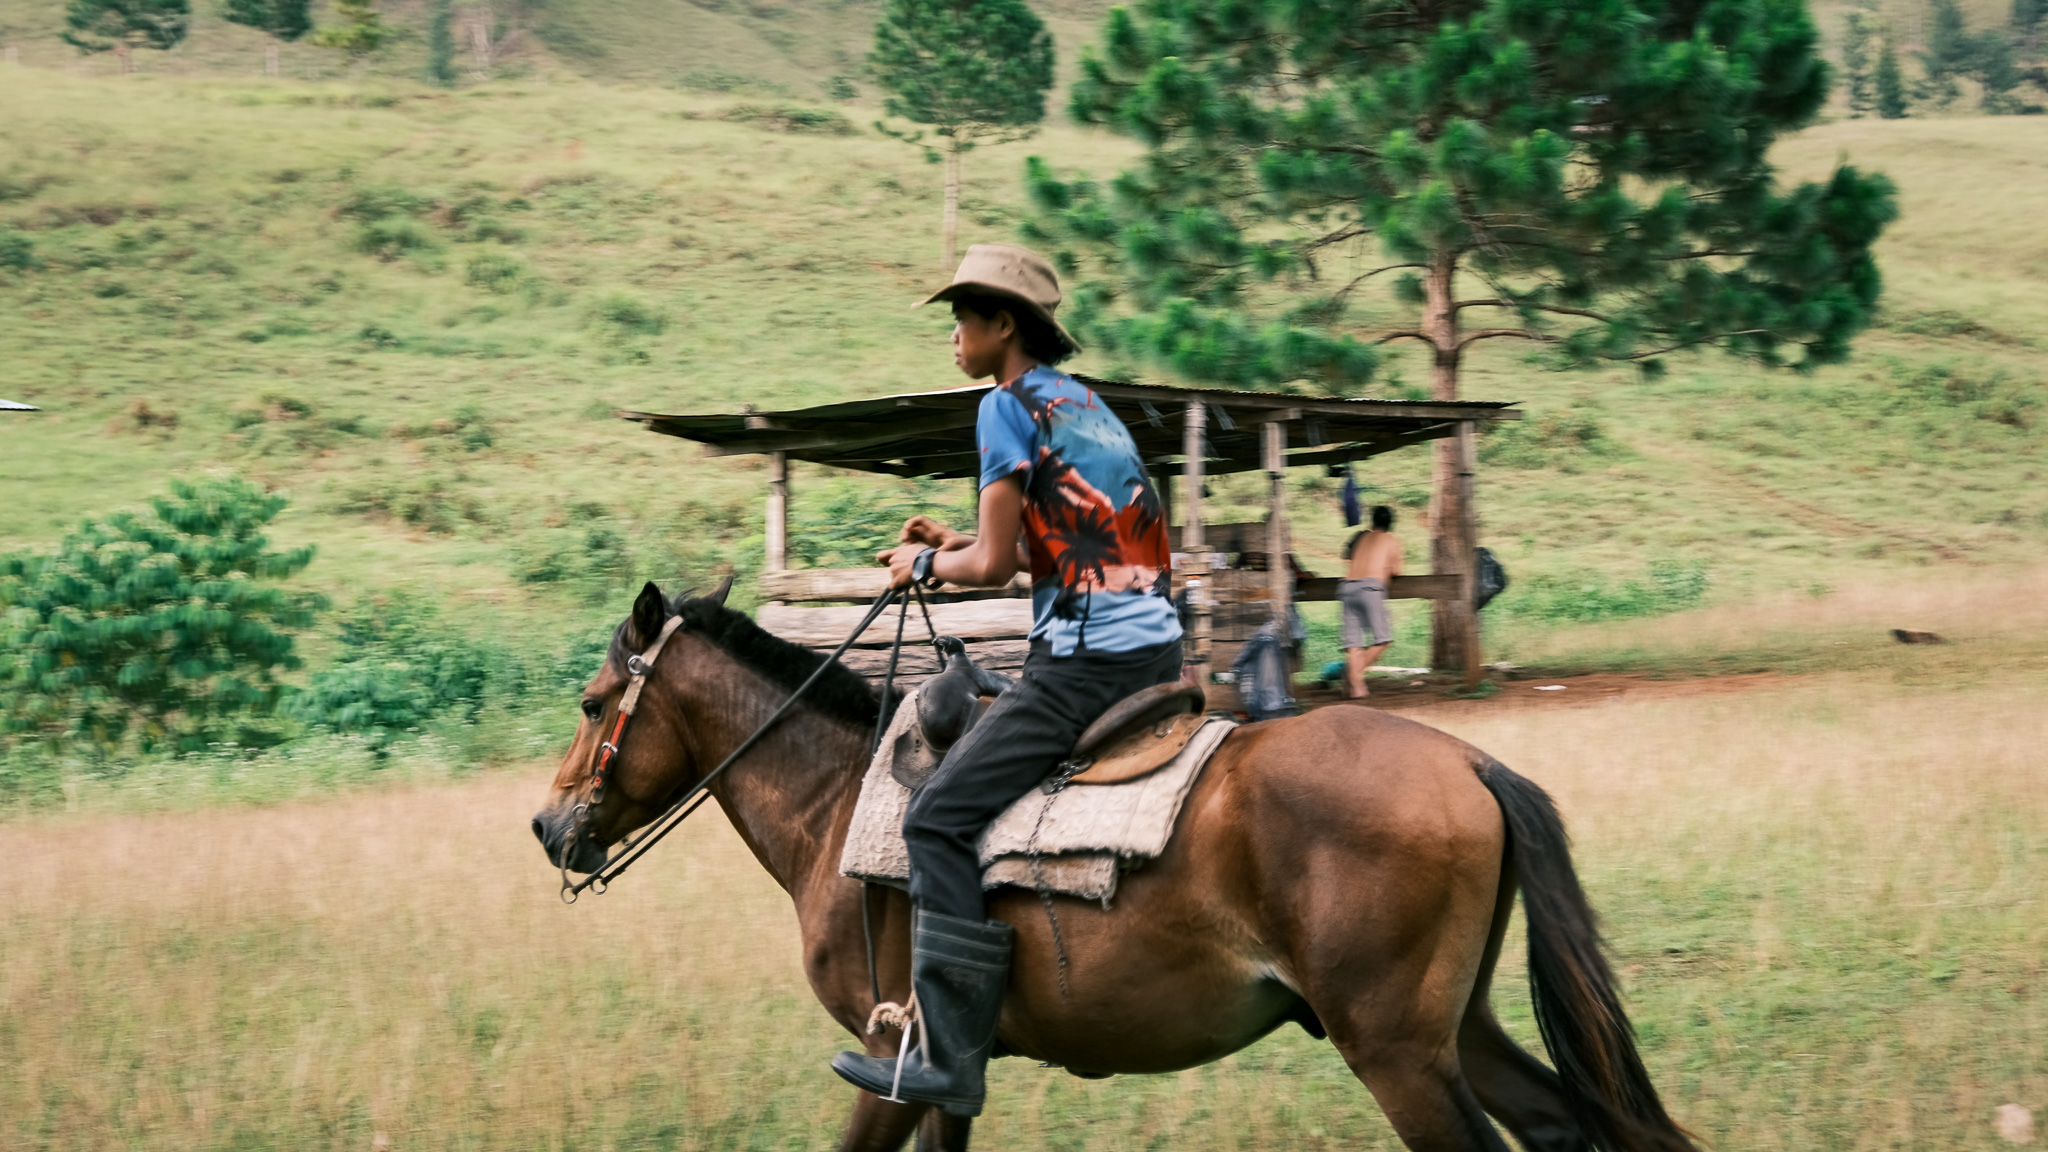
[1332, 1038, 1511, 1152]
[1456, 861, 1584, 1152]
[836, 1091, 928, 1152]
[914, 1110, 972, 1151]
[1458, 1007, 1583, 1152]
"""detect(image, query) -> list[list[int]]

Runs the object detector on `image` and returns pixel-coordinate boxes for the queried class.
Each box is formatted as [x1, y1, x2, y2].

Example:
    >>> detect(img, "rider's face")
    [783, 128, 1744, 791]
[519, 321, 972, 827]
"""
[951, 306, 1016, 380]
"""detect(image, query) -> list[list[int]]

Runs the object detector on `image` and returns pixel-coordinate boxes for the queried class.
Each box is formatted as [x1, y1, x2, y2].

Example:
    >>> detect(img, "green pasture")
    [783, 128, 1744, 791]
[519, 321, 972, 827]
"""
[0, 53, 2046, 1152]
[4, 68, 2044, 700]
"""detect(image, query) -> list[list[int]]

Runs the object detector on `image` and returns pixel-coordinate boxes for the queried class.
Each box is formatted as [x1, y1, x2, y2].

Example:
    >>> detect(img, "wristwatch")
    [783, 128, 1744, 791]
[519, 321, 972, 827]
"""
[910, 547, 945, 591]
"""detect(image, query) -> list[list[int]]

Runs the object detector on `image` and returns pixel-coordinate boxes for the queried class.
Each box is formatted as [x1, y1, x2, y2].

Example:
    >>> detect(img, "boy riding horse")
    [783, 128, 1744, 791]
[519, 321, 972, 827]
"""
[835, 245, 1184, 1115]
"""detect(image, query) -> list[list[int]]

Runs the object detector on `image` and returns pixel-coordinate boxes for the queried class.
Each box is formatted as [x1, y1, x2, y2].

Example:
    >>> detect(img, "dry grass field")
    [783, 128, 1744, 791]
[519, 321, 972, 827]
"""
[3, 572, 2042, 1151]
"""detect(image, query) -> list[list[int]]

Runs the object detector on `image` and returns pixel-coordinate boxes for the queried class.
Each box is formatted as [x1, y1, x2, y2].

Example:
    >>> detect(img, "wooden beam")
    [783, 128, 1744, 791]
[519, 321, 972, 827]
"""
[1296, 574, 1460, 602]
[1263, 420, 1289, 628]
[1088, 382, 1523, 425]
[761, 567, 1031, 603]
[758, 598, 1035, 647]
[698, 408, 982, 457]
[765, 451, 789, 574]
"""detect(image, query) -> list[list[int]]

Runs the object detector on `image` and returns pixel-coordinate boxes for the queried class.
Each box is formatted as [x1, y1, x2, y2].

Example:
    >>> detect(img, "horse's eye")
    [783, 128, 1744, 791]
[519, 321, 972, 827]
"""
[581, 699, 603, 721]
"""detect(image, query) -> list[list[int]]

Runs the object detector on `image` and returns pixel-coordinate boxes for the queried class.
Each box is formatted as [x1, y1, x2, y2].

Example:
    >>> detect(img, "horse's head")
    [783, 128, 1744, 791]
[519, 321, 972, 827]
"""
[531, 578, 730, 874]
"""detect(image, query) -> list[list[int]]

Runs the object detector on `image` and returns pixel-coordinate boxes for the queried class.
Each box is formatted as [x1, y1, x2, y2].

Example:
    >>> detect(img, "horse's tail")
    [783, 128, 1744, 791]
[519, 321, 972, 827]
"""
[1476, 759, 1699, 1152]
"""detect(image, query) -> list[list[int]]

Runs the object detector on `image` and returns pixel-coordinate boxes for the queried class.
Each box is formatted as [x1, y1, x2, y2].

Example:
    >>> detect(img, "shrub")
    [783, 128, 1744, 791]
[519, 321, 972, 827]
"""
[354, 216, 440, 260]
[338, 184, 434, 221]
[286, 594, 497, 752]
[0, 476, 325, 755]
[589, 292, 666, 335]
[1480, 408, 1626, 470]
[465, 251, 525, 293]
[0, 230, 36, 271]
[1492, 561, 1711, 626]
[720, 103, 857, 136]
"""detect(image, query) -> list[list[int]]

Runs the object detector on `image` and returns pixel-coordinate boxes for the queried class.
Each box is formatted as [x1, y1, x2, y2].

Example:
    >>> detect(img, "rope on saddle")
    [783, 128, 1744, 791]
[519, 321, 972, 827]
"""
[860, 585, 940, 1022]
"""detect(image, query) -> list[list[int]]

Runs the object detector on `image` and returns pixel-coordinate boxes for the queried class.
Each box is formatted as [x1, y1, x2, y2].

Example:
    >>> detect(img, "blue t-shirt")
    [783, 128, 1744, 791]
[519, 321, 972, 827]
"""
[977, 367, 1183, 655]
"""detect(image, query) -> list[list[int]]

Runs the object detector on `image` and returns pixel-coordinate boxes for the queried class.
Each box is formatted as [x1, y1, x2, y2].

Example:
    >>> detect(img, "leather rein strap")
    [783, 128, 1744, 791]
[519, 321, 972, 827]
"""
[560, 587, 909, 904]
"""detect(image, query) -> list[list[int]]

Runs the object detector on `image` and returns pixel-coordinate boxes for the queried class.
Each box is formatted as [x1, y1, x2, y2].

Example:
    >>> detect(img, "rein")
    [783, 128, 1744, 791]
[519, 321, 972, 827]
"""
[559, 585, 929, 904]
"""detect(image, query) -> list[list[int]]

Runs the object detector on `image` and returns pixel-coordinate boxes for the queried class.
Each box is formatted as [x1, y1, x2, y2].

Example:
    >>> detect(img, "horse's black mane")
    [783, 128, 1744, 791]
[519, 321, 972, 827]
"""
[607, 594, 888, 730]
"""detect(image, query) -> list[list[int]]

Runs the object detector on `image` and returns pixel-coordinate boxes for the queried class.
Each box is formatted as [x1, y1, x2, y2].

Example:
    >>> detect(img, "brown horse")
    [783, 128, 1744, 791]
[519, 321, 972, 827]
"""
[533, 583, 1699, 1152]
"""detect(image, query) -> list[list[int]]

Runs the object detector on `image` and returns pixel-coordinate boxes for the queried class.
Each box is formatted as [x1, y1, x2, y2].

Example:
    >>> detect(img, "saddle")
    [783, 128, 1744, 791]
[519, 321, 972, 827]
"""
[889, 637, 1209, 790]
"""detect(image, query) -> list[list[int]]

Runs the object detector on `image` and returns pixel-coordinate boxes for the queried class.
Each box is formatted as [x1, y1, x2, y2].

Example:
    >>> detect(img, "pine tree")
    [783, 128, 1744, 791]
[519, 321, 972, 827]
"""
[426, 0, 457, 88]
[0, 476, 323, 754]
[868, 0, 1054, 268]
[1842, 3, 1880, 116]
[220, 0, 311, 79]
[1920, 0, 1973, 107]
[1029, 0, 1896, 673]
[312, 0, 387, 74]
[61, 0, 188, 74]
[1876, 36, 1912, 116]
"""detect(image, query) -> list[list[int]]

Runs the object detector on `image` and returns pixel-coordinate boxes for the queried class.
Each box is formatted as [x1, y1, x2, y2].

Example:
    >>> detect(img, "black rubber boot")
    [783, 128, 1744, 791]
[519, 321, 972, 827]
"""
[832, 909, 1014, 1116]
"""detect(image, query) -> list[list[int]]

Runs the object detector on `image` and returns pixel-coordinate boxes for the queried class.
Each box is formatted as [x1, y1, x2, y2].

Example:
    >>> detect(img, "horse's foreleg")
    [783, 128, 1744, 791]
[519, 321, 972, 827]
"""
[914, 1109, 972, 1151]
[836, 1090, 928, 1152]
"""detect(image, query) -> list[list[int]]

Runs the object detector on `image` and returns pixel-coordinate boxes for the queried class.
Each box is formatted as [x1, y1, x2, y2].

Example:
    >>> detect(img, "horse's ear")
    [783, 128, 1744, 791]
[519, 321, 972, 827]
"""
[628, 581, 668, 649]
[705, 574, 735, 607]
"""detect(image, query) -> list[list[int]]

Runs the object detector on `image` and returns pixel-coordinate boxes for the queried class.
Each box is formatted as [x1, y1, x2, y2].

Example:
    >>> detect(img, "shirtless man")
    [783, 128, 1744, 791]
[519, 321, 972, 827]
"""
[1339, 505, 1402, 699]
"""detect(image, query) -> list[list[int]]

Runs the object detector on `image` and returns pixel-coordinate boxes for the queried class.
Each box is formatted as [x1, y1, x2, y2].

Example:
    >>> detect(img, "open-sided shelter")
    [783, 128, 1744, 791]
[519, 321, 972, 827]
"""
[622, 377, 1519, 698]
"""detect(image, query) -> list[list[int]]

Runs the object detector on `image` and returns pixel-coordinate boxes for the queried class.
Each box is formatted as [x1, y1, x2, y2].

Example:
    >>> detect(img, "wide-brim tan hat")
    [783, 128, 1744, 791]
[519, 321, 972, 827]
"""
[917, 243, 1082, 355]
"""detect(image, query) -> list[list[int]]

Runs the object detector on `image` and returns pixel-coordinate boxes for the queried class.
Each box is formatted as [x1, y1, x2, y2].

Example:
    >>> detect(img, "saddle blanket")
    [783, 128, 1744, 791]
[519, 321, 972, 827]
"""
[838, 686, 1237, 904]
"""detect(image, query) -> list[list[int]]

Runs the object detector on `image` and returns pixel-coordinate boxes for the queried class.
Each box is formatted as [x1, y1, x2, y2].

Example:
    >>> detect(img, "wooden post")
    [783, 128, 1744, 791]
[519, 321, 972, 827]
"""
[1181, 402, 1205, 552]
[1181, 401, 1212, 688]
[1263, 420, 1290, 628]
[1453, 421, 1482, 688]
[766, 451, 789, 574]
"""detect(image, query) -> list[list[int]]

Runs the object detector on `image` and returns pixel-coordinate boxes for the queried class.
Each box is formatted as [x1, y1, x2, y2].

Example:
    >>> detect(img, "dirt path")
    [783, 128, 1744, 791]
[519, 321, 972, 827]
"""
[1294, 670, 1798, 718]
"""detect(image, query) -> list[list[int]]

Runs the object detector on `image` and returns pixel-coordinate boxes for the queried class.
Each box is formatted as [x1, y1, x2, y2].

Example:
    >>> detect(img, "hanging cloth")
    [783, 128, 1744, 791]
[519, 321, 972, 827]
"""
[1340, 463, 1363, 528]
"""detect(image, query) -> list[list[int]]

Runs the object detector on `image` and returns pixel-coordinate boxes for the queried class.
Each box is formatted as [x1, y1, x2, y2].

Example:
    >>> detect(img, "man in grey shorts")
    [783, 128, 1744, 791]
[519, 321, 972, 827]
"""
[1339, 505, 1402, 698]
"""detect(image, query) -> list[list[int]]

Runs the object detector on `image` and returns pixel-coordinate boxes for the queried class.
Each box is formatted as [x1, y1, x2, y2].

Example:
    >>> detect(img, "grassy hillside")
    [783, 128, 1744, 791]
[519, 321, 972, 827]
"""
[0, 0, 1117, 99]
[4, 67, 2045, 629]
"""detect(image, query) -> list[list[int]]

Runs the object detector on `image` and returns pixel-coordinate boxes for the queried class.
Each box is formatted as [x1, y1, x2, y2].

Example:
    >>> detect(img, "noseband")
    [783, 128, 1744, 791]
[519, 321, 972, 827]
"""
[559, 588, 915, 904]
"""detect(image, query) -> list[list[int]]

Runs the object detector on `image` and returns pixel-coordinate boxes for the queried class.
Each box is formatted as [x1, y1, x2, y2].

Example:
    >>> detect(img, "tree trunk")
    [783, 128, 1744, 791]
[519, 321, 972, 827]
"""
[942, 142, 961, 270]
[1422, 250, 1481, 679]
[265, 37, 279, 78]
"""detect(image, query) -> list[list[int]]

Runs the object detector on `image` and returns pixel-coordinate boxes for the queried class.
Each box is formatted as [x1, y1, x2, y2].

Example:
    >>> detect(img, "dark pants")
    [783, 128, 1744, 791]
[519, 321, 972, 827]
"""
[903, 639, 1183, 921]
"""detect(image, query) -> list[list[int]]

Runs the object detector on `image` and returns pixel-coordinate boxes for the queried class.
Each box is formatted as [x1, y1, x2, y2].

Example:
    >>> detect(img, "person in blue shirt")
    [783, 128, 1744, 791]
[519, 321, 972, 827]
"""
[832, 245, 1184, 1116]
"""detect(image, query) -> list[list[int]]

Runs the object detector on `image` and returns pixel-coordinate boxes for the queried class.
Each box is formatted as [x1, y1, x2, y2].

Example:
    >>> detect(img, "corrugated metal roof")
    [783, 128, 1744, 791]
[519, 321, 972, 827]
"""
[1, 398, 39, 411]
[621, 375, 1519, 479]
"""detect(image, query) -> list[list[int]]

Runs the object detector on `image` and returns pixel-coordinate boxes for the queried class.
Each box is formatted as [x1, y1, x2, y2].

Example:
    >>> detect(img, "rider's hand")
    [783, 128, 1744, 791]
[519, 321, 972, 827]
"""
[898, 515, 952, 548]
[877, 543, 924, 590]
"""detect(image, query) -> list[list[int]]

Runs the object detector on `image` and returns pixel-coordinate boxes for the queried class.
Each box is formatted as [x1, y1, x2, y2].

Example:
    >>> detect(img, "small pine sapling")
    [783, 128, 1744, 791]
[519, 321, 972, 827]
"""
[867, 0, 1054, 268]
[220, 0, 311, 78]
[61, 0, 189, 74]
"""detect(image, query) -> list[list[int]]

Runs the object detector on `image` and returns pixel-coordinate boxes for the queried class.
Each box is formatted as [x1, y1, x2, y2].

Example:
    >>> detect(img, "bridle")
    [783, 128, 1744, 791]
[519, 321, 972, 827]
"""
[558, 586, 926, 904]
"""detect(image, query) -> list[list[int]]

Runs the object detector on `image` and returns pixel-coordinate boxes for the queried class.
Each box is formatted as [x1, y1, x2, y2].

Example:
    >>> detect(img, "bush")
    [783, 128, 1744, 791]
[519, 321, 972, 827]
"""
[354, 216, 441, 260]
[338, 184, 434, 221]
[720, 103, 858, 135]
[465, 251, 525, 293]
[788, 478, 970, 569]
[1492, 561, 1711, 626]
[1480, 408, 1626, 470]
[1887, 360, 2041, 429]
[589, 292, 666, 335]
[0, 230, 36, 271]
[0, 476, 324, 755]
[286, 594, 497, 752]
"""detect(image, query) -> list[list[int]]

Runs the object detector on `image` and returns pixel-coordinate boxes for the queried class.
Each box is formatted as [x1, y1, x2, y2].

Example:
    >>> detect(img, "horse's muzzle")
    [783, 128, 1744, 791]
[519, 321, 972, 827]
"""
[532, 809, 609, 874]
